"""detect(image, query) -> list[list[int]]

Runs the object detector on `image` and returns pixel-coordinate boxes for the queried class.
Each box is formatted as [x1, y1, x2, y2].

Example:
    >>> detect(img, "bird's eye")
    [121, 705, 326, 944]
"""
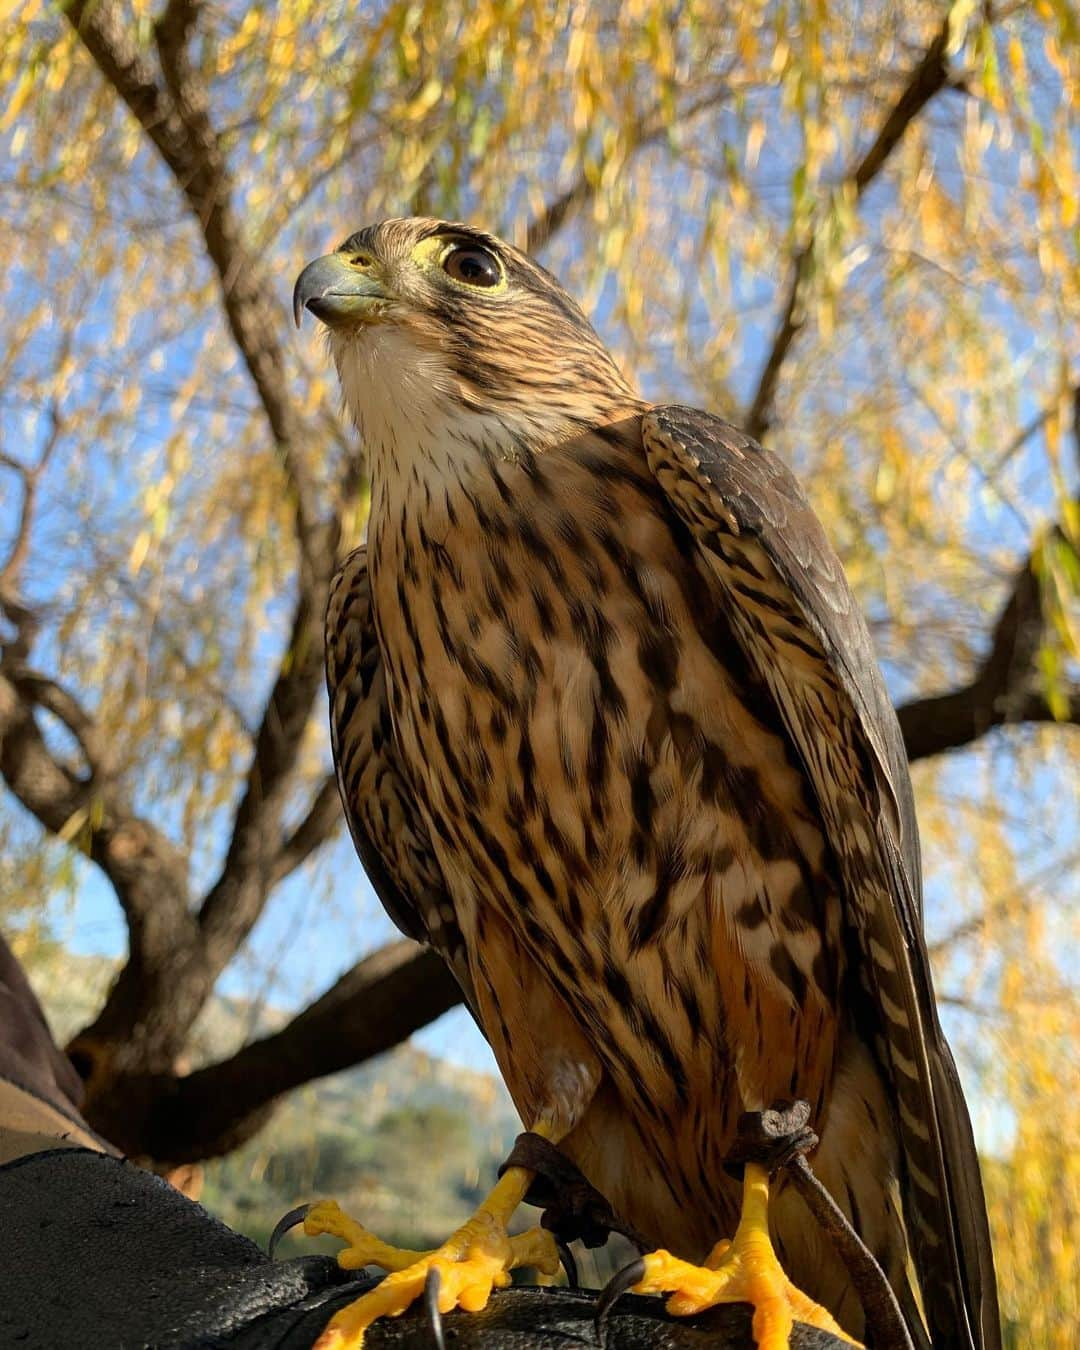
[442, 246, 502, 288]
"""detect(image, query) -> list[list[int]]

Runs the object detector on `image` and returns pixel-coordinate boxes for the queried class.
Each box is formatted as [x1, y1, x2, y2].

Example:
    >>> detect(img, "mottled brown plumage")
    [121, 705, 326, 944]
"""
[303, 218, 1000, 1350]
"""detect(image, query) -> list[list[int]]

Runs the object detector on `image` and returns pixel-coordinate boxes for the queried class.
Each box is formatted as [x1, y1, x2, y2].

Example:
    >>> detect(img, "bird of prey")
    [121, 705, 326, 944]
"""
[293, 218, 1001, 1350]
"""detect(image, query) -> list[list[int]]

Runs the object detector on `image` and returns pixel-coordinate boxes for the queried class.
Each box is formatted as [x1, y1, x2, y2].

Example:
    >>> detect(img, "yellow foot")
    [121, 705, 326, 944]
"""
[303, 1191, 560, 1350]
[626, 1164, 861, 1350]
[302, 1199, 428, 1273]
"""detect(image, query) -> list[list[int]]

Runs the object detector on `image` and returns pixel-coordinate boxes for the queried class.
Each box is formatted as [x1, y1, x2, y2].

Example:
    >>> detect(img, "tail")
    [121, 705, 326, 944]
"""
[912, 1036, 1002, 1350]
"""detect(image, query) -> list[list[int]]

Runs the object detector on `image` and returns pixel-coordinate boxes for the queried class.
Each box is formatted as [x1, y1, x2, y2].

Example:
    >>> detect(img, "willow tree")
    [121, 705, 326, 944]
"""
[0, 1, 1076, 1339]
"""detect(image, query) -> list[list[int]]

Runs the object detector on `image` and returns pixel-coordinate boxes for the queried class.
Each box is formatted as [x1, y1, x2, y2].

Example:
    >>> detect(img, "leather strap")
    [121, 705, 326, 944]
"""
[499, 1131, 651, 1251]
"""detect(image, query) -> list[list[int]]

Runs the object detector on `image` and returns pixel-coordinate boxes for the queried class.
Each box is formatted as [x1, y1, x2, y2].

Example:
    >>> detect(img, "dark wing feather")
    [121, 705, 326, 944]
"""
[644, 405, 1001, 1350]
[326, 546, 477, 1014]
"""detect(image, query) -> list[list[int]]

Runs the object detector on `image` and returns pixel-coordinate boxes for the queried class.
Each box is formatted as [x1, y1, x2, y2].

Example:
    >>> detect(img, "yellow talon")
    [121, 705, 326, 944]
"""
[632, 1163, 862, 1350]
[305, 1151, 561, 1349]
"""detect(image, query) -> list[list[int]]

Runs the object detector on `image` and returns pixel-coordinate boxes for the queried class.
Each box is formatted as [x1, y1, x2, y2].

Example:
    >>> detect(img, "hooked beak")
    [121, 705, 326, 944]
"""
[293, 254, 390, 328]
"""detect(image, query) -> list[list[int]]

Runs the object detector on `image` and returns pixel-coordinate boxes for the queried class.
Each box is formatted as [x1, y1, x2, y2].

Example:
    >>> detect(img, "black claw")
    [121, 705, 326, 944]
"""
[594, 1256, 645, 1346]
[556, 1239, 579, 1290]
[267, 1202, 312, 1259]
[423, 1266, 446, 1350]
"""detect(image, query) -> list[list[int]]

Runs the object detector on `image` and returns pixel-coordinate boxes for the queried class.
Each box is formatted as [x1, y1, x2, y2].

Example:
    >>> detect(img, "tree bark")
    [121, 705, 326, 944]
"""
[81, 942, 462, 1162]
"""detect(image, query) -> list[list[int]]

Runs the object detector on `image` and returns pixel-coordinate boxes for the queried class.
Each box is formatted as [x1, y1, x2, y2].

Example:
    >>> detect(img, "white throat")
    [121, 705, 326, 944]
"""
[332, 328, 470, 484]
[331, 325, 592, 513]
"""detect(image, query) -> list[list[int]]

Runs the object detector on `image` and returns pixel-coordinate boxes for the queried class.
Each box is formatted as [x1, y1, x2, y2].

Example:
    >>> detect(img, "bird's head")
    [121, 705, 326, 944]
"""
[294, 218, 640, 465]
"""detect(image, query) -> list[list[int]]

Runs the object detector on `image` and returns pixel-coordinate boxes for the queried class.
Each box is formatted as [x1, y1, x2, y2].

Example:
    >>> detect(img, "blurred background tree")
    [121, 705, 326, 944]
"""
[0, 0, 1077, 1342]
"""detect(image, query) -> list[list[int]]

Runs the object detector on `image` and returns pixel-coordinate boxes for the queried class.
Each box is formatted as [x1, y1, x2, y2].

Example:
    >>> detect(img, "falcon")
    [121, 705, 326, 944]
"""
[292, 218, 1001, 1350]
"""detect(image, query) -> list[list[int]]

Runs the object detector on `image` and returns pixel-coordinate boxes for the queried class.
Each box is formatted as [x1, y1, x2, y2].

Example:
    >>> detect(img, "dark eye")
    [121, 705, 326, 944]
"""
[443, 246, 502, 288]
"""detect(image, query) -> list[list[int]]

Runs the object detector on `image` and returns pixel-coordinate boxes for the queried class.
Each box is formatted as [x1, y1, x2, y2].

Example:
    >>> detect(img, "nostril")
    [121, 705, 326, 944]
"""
[349, 253, 373, 268]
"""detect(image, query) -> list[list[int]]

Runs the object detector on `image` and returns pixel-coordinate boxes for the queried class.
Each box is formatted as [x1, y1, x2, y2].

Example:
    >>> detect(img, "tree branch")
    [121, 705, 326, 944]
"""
[0, 396, 64, 608]
[898, 536, 1079, 761]
[88, 942, 462, 1162]
[3, 666, 111, 779]
[898, 381, 1079, 760]
[65, 0, 345, 1005]
[196, 579, 331, 964]
[0, 665, 195, 973]
[65, 0, 321, 560]
[525, 85, 732, 254]
[744, 16, 954, 442]
[0, 365, 189, 948]
[271, 772, 344, 884]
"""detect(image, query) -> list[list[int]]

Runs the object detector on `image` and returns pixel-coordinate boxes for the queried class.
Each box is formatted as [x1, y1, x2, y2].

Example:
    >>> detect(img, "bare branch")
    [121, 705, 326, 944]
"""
[900, 680, 1078, 761]
[85, 942, 463, 1162]
[927, 849, 1080, 957]
[898, 537, 1080, 761]
[196, 576, 331, 965]
[271, 772, 344, 884]
[526, 177, 595, 256]
[0, 455, 36, 597]
[155, 0, 201, 73]
[3, 666, 111, 779]
[744, 16, 954, 442]
[0, 665, 193, 949]
[849, 24, 955, 195]
[895, 379, 1079, 760]
[990, 403, 1056, 477]
[0, 346, 204, 1074]
[0, 399, 64, 601]
[933, 993, 1000, 1017]
[525, 85, 732, 254]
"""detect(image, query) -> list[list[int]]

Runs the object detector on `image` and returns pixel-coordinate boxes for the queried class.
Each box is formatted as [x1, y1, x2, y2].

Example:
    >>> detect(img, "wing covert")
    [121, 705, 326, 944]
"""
[643, 405, 1000, 1350]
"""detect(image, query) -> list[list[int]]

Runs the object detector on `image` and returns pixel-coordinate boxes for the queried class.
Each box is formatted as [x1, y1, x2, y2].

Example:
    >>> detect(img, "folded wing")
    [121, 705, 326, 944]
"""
[643, 405, 1000, 1350]
[326, 546, 477, 1013]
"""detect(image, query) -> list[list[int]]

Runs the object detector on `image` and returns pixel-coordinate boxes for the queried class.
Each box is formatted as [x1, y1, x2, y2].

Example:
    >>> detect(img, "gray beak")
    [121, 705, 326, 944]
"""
[292, 254, 389, 328]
